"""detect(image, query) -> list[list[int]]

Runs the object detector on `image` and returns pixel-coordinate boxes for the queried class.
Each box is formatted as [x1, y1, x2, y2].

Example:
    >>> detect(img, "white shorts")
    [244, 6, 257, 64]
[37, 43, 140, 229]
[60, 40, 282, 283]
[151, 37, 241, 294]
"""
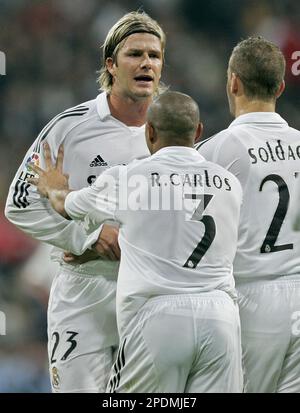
[107, 292, 243, 393]
[237, 278, 300, 393]
[48, 269, 118, 392]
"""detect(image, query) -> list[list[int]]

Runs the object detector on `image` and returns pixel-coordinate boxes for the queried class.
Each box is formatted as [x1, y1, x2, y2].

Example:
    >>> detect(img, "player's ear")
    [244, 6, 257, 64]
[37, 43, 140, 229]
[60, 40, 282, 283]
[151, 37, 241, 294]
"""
[276, 80, 285, 98]
[147, 122, 157, 144]
[230, 73, 239, 95]
[146, 122, 156, 154]
[106, 57, 116, 76]
[145, 122, 150, 140]
[194, 122, 203, 144]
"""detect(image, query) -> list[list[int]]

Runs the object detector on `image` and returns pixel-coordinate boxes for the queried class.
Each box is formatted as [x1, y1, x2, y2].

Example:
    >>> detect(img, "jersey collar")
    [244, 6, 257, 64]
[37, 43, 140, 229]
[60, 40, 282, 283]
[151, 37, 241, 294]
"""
[96, 92, 111, 121]
[153, 146, 205, 161]
[95, 93, 146, 132]
[229, 112, 288, 128]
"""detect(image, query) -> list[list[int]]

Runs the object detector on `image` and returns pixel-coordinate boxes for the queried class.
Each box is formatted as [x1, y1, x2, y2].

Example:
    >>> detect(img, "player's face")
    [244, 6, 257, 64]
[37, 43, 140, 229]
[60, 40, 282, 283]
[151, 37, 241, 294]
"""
[226, 66, 235, 117]
[109, 33, 163, 100]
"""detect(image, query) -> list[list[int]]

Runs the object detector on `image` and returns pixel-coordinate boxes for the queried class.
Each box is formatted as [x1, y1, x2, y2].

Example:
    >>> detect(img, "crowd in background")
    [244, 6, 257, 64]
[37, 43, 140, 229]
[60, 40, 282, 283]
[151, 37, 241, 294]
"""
[0, 0, 300, 392]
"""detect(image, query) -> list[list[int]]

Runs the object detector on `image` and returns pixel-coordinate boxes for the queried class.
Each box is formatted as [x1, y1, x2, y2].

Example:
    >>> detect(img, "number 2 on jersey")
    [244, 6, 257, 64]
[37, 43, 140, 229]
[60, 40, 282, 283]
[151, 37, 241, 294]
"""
[183, 194, 216, 269]
[259, 174, 293, 253]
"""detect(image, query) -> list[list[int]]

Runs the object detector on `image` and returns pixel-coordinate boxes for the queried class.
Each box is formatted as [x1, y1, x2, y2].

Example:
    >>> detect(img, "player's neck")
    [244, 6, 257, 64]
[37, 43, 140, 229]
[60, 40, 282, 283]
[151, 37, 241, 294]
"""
[235, 98, 276, 118]
[107, 93, 152, 127]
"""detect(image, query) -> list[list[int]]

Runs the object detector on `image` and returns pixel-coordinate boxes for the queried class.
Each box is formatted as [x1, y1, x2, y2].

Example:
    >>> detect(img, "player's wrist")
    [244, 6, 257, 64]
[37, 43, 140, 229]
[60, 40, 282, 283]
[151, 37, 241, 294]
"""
[48, 189, 71, 219]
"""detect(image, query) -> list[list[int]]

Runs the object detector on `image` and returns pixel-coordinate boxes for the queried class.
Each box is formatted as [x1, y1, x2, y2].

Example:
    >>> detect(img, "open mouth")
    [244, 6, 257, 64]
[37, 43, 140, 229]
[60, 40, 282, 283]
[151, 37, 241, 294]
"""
[134, 75, 153, 83]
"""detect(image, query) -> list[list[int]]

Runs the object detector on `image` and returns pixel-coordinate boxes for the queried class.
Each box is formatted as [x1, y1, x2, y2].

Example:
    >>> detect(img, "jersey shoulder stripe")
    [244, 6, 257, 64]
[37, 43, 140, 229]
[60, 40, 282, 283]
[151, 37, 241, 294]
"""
[13, 105, 91, 209]
[195, 134, 217, 151]
[33, 106, 89, 151]
[33, 106, 89, 153]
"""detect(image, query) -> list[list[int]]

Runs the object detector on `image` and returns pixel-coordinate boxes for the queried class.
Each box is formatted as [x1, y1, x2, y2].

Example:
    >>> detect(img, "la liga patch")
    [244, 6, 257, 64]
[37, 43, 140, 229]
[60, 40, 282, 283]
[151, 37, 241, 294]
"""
[26, 153, 40, 171]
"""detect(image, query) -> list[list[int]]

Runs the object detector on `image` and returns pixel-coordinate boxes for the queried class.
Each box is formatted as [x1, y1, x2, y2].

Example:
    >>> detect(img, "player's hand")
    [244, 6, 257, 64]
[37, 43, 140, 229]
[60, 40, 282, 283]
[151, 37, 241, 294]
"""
[92, 224, 121, 261]
[63, 225, 121, 264]
[63, 250, 100, 265]
[27, 143, 69, 197]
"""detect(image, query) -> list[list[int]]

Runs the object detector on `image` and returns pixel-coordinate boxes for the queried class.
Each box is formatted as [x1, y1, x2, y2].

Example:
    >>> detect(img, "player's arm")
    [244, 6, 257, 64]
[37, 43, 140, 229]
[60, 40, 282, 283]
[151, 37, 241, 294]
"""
[27, 141, 119, 228]
[27, 142, 72, 219]
[28, 144, 121, 260]
[55, 165, 121, 260]
[4, 121, 100, 255]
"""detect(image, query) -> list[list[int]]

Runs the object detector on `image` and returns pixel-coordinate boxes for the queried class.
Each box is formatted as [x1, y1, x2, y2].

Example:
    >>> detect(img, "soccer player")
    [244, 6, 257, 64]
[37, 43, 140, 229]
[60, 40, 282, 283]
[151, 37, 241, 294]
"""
[5, 11, 165, 392]
[197, 37, 300, 393]
[28, 91, 243, 393]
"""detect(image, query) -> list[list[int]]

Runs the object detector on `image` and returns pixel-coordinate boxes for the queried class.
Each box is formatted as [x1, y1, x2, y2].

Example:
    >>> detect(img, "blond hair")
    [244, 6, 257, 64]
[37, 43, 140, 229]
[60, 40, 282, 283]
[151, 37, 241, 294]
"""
[97, 11, 166, 93]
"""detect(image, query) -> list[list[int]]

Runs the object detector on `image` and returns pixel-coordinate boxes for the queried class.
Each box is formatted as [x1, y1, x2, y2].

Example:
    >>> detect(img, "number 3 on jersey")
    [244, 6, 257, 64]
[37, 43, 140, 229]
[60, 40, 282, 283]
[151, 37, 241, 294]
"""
[184, 194, 216, 269]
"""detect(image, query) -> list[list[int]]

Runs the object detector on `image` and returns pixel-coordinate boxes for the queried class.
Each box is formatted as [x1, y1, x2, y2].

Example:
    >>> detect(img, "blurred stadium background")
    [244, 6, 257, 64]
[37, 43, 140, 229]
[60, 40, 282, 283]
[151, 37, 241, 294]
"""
[0, 0, 299, 392]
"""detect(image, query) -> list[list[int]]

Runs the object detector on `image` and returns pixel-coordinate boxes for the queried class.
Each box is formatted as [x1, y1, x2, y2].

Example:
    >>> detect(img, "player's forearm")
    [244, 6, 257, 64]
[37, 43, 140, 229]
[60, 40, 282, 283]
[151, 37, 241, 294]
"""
[5, 200, 101, 255]
[47, 189, 73, 219]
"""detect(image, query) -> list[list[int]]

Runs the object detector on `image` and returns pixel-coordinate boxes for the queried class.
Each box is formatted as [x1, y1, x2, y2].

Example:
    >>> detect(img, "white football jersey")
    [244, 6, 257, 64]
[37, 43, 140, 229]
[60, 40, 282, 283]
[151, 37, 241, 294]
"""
[65, 146, 242, 335]
[197, 112, 300, 283]
[5, 92, 149, 277]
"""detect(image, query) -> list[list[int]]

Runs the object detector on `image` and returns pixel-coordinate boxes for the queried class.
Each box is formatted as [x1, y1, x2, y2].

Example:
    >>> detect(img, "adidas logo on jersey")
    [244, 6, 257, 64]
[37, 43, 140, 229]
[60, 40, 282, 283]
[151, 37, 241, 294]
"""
[90, 155, 108, 167]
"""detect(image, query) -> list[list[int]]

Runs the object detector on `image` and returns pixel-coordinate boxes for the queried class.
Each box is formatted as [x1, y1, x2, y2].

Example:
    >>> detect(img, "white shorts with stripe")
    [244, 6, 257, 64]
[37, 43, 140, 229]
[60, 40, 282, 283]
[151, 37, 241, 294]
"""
[48, 269, 118, 393]
[237, 277, 300, 393]
[107, 292, 243, 393]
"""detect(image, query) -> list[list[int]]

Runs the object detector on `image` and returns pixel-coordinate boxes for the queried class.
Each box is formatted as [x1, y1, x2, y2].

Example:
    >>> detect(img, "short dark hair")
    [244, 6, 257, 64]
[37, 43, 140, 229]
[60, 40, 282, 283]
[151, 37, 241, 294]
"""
[229, 36, 286, 100]
[147, 91, 200, 145]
